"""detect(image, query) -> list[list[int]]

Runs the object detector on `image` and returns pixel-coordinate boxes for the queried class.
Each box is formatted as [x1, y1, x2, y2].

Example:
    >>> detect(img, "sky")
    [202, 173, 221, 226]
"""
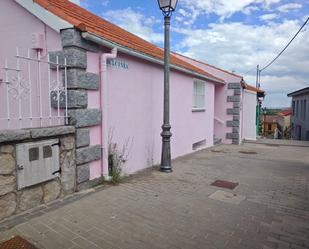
[72, 0, 308, 108]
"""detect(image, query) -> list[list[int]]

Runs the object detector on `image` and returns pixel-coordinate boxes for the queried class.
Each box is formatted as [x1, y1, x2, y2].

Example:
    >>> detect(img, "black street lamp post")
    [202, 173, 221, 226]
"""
[157, 0, 178, 173]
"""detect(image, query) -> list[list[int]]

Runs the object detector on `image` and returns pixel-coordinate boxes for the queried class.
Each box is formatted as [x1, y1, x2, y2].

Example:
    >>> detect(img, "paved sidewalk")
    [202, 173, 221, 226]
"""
[0, 142, 308, 249]
[247, 138, 309, 147]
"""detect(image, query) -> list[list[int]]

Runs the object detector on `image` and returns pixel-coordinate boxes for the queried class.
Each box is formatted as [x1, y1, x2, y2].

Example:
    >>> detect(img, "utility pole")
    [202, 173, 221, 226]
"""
[256, 65, 260, 136]
[256, 65, 260, 89]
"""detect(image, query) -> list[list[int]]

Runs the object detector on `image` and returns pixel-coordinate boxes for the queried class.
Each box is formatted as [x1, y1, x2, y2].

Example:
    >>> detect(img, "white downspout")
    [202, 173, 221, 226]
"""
[100, 48, 117, 178]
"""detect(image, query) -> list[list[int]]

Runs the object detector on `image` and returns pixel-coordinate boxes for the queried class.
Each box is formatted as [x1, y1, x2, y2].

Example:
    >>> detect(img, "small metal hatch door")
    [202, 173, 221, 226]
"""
[16, 139, 60, 190]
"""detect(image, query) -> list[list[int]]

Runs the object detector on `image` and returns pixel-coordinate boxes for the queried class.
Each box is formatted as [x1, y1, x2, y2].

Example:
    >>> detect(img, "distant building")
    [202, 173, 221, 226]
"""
[277, 108, 292, 138]
[262, 115, 280, 138]
[288, 87, 309, 141]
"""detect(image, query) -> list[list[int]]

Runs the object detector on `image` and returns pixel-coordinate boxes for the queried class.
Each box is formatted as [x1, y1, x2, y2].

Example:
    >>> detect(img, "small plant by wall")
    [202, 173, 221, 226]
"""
[108, 129, 133, 184]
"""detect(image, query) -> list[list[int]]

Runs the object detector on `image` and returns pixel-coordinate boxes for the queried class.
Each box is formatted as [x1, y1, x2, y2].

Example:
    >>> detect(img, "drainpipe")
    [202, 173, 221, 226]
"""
[100, 48, 117, 178]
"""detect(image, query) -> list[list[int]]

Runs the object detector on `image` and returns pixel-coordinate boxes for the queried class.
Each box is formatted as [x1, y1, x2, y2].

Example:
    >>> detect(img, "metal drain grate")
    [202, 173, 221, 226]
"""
[211, 180, 239, 190]
[0, 236, 38, 249]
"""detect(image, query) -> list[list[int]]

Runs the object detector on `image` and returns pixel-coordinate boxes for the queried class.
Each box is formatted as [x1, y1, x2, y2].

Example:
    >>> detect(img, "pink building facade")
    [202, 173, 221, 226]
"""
[174, 54, 258, 145]
[0, 0, 225, 179]
[86, 51, 221, 176]
[0, 0, 260, 220]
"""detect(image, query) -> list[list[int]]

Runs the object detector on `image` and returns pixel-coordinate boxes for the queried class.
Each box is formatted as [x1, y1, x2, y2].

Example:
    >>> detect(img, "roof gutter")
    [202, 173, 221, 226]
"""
[287, 87, 309, 97]
[82, 32, 224, 85]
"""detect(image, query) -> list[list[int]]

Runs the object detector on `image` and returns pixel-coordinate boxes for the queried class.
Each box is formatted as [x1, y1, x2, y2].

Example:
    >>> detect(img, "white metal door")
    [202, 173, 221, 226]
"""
[16, 139, 60, 190]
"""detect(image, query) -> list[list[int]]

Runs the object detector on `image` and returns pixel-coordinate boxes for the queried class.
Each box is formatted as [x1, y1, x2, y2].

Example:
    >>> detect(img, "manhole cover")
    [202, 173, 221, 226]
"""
[0, 236, 38, 249]
[211, 180, 239, 190]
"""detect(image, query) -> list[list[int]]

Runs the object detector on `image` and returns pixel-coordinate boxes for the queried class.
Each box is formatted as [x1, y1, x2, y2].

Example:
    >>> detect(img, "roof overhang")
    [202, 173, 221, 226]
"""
[241, 82, 265, 98]
[173, 52, 244, 80]
[243, 89, 257, 95]
[15, 0, 73, 33]
[82, 32, 225, 85]
[14, 0, 225, 85]
[287, 87, 309, 97]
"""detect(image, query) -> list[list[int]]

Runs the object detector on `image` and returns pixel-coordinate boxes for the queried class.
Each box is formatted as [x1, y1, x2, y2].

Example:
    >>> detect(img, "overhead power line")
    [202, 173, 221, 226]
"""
[260, 17, 309, 72]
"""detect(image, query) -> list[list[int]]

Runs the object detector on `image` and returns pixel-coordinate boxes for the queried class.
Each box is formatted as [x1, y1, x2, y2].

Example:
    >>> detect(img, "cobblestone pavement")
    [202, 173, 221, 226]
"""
[247, 138, 309, 147]
[0, 141, 308, 249]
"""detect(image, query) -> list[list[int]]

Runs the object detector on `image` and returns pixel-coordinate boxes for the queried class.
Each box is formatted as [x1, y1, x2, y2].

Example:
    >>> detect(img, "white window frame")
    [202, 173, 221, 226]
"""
[192, 80, 206, 111]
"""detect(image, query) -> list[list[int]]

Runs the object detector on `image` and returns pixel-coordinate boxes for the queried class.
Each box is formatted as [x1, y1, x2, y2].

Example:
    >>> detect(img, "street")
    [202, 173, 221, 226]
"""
[0, 140, 309, 249]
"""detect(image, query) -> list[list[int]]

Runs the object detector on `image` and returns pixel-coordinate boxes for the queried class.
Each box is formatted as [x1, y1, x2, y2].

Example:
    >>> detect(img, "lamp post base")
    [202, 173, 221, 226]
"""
[160, 124, 172, 173]
[160, 165, 173, 173]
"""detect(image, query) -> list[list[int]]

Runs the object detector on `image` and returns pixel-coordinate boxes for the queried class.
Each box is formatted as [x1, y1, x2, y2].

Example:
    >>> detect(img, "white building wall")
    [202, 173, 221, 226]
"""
[242, 90, 257, 140]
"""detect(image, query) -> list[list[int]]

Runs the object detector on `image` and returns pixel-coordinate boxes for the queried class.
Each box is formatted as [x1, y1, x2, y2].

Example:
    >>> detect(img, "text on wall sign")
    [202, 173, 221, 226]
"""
[107, 59, 129, 70]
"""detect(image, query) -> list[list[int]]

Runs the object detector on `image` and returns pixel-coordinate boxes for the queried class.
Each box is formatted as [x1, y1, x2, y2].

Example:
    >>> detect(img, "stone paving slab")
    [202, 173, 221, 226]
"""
[246, 138, 309, 147]
[209, 190, 246, 205]
[0, 141, 308, 249]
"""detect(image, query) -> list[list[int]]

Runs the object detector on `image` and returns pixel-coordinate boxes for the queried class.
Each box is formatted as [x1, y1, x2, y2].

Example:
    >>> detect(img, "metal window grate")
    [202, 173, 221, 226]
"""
[0, 236, 38, 249]
[192, 139, 206, 150]
[211, 180, 239, 190]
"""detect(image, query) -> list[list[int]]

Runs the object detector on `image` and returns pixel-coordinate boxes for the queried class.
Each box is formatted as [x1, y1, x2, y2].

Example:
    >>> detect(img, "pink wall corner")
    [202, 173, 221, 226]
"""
[173, 54, 245, 144]
[0, 0, 63, 130]
[242, 89, 257, 141]
[86, 52, 104, 179]
[87, 52, 101, 109]
[104, 53, 216, 175]
[89, 160, 102, 180]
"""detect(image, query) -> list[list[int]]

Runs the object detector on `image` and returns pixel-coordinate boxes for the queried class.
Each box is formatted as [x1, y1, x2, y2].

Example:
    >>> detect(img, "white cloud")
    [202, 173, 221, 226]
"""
[79, 0, 109, 8]
[99, 0, 109, 6]
[180, 0, 281, 21]
[277, 3, 302, 13]
[78, 1, 307, 107]
[242, 6, 260, 15]
[259, 13, 278, 21]
[103, 8, 163, 44]
[175, 19, 309, 107]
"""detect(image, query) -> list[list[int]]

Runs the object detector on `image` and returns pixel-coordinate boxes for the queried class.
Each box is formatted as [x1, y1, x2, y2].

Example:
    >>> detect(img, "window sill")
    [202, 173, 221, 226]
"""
[192, 108, 206, 113]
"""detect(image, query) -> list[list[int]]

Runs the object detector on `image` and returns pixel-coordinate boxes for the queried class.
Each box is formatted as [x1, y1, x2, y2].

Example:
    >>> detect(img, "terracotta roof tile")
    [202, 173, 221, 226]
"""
[278, 108, 291, 116]
[33, 0, 224, 83]
[172, 52, 243, 79]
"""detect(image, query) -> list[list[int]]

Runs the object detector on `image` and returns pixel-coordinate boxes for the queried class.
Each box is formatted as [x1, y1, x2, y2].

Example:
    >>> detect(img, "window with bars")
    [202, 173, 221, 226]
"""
[192, 80, 205, 110]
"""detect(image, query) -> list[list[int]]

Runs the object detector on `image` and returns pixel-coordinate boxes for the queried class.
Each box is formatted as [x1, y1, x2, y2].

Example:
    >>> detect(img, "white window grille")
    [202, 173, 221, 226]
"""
[0, 48, 68, 130]
[193, 80, 205, 110]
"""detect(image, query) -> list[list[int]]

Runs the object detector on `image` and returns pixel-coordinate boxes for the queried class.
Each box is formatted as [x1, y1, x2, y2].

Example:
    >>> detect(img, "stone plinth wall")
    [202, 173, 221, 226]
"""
[0, 126, 76, 221]
[50, 28, 103, 190]
[226, 83, 242, 145]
